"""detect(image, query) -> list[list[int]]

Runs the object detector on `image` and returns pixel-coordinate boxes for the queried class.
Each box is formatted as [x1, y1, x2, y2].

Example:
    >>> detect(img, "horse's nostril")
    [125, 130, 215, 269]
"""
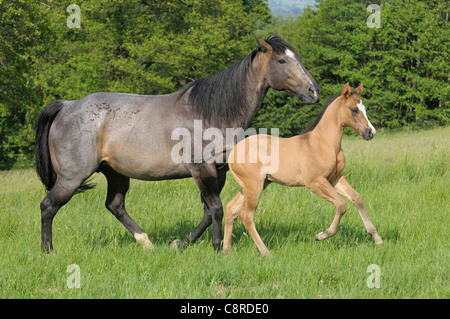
[308, 87, 318, 99]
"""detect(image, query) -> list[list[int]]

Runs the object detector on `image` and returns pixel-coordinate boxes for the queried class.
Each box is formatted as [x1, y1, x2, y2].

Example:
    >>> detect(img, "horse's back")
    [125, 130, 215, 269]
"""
[49, 92, 191, 180]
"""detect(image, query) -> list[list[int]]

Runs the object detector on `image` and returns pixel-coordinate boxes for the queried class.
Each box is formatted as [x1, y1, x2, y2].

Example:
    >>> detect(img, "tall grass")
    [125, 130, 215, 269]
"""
[0, 127, 448, 298]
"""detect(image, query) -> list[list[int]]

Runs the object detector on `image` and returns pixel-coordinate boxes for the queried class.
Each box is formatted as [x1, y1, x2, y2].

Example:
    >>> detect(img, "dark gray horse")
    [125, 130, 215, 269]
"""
[35, 33, 320, 252]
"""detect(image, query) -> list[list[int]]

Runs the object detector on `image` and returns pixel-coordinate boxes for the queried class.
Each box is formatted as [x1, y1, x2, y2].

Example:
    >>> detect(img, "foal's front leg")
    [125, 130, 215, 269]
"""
[333, 175, 382, 244]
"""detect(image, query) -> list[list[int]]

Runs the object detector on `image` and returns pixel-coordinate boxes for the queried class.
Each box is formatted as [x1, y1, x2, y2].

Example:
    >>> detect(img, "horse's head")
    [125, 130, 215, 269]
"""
[253, 33, 320, 104]
[339, 83, 376, 141]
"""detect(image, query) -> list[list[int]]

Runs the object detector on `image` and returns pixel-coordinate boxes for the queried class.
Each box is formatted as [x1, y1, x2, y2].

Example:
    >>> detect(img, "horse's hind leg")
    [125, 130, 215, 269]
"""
[102, 166, 153, 249]
[40, 178, 83, 252]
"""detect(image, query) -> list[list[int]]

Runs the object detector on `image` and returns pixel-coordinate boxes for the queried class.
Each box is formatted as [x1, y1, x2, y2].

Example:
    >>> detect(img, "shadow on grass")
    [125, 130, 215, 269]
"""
[82, 215, 400, 251]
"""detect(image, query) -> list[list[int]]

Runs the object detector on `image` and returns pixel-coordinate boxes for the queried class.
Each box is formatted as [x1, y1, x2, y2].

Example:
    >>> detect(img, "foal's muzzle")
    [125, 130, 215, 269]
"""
[362, 127, 375, 141]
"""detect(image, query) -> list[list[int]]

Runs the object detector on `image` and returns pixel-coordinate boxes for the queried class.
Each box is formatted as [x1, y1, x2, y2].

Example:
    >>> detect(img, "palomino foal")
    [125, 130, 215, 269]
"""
[224, 83, 382, 256]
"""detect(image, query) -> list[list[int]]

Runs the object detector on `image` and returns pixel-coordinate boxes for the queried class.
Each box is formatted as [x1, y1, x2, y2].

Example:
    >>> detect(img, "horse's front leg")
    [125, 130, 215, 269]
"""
[171, 164, 226, 250]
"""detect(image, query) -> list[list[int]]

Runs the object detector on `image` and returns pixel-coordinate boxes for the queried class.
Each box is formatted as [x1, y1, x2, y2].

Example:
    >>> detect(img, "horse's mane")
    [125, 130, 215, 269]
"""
[176, 36, 294, 124]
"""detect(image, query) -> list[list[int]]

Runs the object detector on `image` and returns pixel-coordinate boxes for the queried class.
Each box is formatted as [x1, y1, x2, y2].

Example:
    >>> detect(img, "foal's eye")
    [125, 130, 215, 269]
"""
[351, 107, 359, 114]
[278, 58, 286, 64]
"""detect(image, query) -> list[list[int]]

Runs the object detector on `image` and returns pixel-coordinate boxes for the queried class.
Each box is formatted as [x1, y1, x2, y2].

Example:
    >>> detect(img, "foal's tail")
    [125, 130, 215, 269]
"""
[35, 100, 65, 191]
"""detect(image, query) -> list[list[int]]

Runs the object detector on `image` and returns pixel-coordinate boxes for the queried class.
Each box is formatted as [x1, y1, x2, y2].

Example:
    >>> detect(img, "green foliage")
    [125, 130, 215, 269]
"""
[0, 0, 51, 168]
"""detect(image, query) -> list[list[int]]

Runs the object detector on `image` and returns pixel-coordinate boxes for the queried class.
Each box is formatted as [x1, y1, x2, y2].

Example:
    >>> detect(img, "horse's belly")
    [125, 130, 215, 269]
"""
[106, 152, 192, 181]
[101, 130, 192, 180]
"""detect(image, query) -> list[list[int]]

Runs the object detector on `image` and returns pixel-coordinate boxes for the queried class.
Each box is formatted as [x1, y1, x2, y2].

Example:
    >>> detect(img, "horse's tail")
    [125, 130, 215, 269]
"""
[35, 100, 97, 193]
[35, 100, 65, 192]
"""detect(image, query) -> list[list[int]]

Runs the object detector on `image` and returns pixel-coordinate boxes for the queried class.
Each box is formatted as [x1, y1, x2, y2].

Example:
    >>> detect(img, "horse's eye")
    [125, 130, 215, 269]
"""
[351, 107, 359, 114]
[278, 59, 286, 64]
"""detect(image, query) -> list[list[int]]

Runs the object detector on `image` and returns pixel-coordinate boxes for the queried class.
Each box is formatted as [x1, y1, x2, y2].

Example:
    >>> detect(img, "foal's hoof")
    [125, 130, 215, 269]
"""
[170, 239, 188, 251]
[315, 231, 329, 241]
[373, 234, 383, 245]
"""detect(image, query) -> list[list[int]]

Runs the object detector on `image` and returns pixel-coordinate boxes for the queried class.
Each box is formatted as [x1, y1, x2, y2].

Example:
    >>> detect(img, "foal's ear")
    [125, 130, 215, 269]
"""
[341, 82, 353, 99]
[355, 83, 363, 95]
[253, 34, 272, 54]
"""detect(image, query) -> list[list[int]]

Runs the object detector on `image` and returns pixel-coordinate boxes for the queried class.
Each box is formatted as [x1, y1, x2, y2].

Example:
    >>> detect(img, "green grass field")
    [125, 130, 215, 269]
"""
[0, 127, 448, 298]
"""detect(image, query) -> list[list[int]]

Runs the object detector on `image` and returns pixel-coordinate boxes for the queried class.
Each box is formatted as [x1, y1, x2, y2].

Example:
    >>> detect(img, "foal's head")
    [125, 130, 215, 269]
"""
[339, 83, 376, 141]
[253, 33, 320, 104]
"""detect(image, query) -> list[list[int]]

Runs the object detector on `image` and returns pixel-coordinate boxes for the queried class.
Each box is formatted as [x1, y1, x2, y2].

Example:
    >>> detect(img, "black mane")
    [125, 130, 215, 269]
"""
[265, 35, 296, 55]
[176, 35, 294, 124]
[176, 52, 256, 124]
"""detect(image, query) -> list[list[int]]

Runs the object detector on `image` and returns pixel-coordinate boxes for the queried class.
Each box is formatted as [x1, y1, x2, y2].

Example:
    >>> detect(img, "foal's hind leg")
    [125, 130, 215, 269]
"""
[223, 191, 244, 255]
[238, 178, 270, 256]
[102, 166, 153, 249]
[333, 175, 382, 244]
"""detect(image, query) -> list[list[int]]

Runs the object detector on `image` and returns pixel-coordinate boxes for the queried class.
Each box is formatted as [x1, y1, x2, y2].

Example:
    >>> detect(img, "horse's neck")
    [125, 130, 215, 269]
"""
[243, 83, 270, 128]
[310, 102, 344, 154]
[228, 77, 269, 129]
[229, 54, 271, 129]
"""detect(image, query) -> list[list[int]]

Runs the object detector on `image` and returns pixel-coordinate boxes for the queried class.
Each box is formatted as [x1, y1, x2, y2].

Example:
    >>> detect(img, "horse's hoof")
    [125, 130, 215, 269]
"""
[170, 239, 188, 251]
[170, 239, 180, 250]
[134, 233, 154, 250]
[212, 241, 223, 252]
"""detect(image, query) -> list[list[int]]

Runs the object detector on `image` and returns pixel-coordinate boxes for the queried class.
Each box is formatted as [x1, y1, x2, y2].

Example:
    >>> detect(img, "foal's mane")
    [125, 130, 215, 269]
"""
[301, 88, 356, 134]
[177, 36, 294, 124]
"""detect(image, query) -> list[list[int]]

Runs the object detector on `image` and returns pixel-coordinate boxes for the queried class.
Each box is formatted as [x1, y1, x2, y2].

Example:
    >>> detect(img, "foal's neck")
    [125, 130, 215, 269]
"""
[310, 99, 344, 154]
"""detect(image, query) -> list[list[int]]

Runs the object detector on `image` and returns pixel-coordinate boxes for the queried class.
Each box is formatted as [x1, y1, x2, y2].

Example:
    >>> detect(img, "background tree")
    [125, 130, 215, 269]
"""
[0, 0, 53, 168]
[0, 0, 270, 169]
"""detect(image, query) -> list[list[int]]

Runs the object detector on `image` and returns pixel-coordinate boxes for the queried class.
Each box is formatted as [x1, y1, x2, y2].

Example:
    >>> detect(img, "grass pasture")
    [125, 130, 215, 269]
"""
[0, 127, 449, 298]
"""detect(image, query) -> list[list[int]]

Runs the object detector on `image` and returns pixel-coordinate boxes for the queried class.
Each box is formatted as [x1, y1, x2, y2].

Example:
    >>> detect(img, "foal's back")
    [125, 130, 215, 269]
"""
[228, 132, 337, 188]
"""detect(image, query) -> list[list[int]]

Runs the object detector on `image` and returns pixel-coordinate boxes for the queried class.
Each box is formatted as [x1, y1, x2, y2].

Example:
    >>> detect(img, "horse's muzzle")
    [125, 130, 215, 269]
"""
[308, 86, 320, 103]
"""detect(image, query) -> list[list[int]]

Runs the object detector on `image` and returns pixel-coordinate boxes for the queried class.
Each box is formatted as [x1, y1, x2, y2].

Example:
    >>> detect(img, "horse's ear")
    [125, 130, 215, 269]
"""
[253, 34, 272, 54]
[341, 82, 352, 98]
[272, 32, 282, 40]
[355, 83, 363, 95]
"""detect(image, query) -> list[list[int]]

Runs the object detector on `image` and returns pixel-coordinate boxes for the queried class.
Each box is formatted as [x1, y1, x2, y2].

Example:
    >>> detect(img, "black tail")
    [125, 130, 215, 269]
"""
[35, 100, 65, 191]
[35, 101, 97, 193]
